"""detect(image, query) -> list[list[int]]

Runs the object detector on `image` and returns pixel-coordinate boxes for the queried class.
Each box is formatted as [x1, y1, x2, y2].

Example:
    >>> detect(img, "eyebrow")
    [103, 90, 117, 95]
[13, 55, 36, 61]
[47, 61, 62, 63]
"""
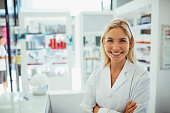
[105, 37, 128, 40]
[119, 38, 127, 40]
[105, 37, 113, 39]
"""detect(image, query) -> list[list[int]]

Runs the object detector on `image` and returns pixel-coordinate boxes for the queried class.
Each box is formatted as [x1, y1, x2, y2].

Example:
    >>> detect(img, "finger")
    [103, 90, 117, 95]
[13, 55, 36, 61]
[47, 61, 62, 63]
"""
[127, 103, 136, 112]
[130, 110, 134, 113]
[130, 108, 135, 113]
[128, 102, 136, 108]
[126, 103, 136, 110]
[128, 108, 136, 113]
[128, 105, 137, 112]
[128, 100, 133, 105]
[127, 100, 133, 108]
[126, 100, 136, 112]
[126, 100, 133, 111]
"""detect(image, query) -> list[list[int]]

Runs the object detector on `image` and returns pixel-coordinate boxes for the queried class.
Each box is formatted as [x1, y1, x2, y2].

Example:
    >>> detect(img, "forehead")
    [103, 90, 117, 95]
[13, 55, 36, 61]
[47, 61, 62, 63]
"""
[106, 27, 128, 39]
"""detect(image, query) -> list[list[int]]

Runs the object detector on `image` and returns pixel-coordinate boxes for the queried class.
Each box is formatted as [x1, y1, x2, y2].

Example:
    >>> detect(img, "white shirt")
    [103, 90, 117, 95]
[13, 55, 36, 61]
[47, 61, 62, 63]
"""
[0, 45, 8, 71]
[80, 59, 150, 113]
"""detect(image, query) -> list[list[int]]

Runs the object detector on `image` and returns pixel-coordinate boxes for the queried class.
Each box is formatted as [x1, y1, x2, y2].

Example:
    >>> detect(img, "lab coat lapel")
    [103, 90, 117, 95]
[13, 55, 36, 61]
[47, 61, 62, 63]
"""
[111, 71, 126, 91]
[102, 66, 112, 97]
[111, 60, 133, 92]
[104, 66, 112, 90]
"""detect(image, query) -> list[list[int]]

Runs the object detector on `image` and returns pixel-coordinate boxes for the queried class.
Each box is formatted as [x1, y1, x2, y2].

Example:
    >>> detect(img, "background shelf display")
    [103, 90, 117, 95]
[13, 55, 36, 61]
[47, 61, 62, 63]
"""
[133, 18, 151, 72]
[18, 11, 72, 91]
[26, 34, 68, 64]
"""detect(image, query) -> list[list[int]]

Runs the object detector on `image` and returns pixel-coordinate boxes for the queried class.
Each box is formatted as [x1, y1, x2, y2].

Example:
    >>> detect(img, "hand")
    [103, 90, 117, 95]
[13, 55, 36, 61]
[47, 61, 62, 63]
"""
[93, 105, 101, 113]
[125, 100, 137, 113]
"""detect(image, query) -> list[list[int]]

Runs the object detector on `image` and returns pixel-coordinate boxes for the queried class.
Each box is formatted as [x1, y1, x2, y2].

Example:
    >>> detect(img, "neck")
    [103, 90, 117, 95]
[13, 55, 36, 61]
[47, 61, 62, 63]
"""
[110, 58, 126, 75]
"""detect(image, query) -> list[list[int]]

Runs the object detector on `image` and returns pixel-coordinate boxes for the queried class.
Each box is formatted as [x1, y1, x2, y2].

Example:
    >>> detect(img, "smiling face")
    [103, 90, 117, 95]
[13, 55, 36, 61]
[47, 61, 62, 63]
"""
[104, 27, 131, 64]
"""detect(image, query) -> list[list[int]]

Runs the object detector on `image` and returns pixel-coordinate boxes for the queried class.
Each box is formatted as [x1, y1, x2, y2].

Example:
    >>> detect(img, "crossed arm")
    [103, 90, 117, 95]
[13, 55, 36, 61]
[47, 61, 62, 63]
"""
[93, 100, 137, 113]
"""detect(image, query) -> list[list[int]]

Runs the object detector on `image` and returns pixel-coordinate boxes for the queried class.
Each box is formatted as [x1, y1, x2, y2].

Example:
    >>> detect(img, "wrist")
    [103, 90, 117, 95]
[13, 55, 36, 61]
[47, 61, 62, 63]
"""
[94, 105, 100, 113]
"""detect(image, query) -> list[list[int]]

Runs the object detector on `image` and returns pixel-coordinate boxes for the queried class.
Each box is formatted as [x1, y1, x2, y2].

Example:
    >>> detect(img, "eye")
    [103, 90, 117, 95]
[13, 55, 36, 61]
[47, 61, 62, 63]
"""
[107, 39, 113, 42]
[120, 39, 126, 42]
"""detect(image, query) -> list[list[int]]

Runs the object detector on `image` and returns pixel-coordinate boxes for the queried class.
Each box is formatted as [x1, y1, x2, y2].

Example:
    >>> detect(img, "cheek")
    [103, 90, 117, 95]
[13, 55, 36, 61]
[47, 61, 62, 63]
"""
[104, 45, 111, 52]
[121, 44, 129, 51]
[125, 44, 130, 52]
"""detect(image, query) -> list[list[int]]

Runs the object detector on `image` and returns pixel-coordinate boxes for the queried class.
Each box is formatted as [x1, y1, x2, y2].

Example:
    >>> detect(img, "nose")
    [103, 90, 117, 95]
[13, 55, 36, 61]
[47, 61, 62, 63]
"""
[111, 42, 120, 51]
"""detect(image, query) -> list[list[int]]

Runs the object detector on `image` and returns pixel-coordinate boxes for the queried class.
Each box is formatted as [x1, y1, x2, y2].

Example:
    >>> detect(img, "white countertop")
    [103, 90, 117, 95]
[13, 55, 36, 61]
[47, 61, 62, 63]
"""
[49, 89, 85, 95]
[0, 92, 50, 113]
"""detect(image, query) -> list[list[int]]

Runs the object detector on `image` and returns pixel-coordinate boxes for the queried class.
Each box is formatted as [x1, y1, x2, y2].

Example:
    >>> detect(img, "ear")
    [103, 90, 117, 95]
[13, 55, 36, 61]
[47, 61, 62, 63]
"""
[129, 41, 131, 49]
[129, 38, 133, 49]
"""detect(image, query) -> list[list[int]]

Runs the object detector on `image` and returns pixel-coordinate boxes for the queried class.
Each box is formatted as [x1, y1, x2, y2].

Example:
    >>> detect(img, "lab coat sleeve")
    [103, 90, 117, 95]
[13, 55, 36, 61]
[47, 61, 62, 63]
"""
[98, 108, 122, 113]
[130, 71, 150, 113]
[80, 71, 97, 113]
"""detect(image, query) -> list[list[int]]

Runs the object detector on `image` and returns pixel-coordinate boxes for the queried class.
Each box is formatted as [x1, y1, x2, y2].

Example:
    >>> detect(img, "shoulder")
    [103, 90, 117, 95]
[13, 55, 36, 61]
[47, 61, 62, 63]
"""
[88, 67, 105, 80]
[132, 63, 149, 82]
[87, 66, 108, 83]
[134, 64, 147, 75]
[126, 60, 147, 78]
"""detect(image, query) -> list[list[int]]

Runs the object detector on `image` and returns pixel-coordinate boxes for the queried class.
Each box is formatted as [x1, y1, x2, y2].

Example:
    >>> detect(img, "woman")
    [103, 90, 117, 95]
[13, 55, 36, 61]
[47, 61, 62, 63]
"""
[0, 36, 8, 92]
[80, 20, 150, 113]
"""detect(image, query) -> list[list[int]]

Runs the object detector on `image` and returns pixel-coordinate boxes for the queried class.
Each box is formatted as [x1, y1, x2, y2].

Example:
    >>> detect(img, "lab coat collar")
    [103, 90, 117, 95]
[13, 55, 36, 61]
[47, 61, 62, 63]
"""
[121, 59, 134, 74]
[105, 59, 134, 92]
[106, 59, 134, 75]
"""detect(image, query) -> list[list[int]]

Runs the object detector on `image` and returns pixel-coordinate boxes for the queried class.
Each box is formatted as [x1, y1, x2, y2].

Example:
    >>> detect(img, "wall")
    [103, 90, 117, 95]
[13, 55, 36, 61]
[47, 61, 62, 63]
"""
[156, 0, 170, 113]
[150, 0, 170, 113]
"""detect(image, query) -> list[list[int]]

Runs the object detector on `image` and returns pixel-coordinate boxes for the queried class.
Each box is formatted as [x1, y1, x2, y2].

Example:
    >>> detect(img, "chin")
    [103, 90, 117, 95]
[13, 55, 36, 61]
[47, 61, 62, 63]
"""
[110, 57, 126, 63]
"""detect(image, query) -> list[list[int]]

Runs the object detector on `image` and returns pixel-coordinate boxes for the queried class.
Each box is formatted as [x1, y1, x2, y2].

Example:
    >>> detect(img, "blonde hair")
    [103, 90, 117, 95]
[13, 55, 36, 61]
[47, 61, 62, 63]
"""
[100, 19, 135, 67]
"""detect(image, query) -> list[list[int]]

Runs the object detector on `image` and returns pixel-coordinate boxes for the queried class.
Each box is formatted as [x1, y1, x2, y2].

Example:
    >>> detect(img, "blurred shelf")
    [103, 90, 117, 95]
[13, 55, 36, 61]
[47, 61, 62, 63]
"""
[115, 0, 151, 18]
[26, 33, 44, 35]
[27, 63, 43, 65]
[52, 62, 67, 64]
[26, 32, 66, 35]
[26, 48, 44, 50]
[136, 41, 151, 44]
[137, 59, 150, 64]
[85, 57, 99, 60]
[27, 62, 67, 66]
[134, 23, 151, 28]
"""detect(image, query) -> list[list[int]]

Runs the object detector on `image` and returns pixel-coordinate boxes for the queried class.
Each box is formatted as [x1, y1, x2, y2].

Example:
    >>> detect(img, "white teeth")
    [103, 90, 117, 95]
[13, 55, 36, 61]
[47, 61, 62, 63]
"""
[112, 52, 121, 55]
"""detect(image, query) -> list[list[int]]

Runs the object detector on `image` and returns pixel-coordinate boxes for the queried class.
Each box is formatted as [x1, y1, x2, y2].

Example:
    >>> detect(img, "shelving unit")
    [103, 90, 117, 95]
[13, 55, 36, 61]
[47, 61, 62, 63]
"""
[133, 21, 151, 72]
[18, 11, 73, 91]
[75, 11, 114, 89]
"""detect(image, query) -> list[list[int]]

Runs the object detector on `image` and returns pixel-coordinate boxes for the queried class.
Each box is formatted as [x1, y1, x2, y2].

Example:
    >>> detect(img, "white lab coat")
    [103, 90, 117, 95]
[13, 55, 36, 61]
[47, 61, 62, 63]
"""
[80, 59, 150, 113]
[0, 46, 7, 71]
